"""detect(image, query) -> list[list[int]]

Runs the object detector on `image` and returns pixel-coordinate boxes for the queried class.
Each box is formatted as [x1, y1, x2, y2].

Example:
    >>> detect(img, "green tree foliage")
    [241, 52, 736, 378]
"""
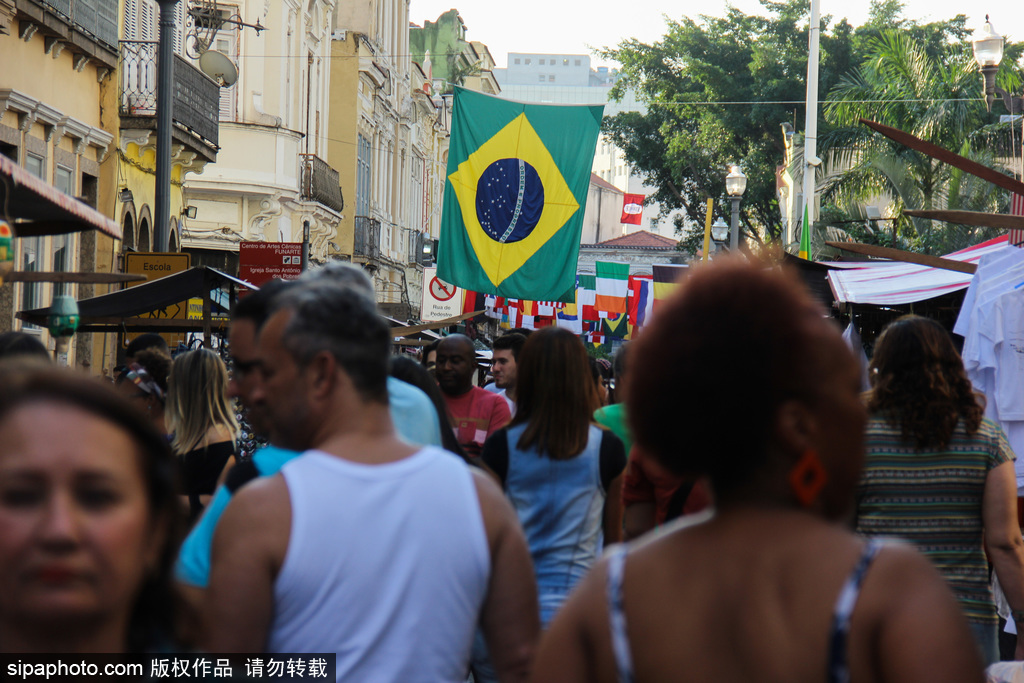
[600, 0, 858, 254]
[821, 27, 1021, 254]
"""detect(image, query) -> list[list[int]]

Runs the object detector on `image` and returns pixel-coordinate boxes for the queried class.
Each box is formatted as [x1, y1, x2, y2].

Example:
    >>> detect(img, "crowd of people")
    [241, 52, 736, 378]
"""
[0, 257, 1022, 683]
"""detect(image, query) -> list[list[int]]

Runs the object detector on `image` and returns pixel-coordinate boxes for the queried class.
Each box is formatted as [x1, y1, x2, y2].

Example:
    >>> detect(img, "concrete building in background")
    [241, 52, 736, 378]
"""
[582, 173, 623, 245]
[577, 230, 686, 275]
[494, 53, 683, 241]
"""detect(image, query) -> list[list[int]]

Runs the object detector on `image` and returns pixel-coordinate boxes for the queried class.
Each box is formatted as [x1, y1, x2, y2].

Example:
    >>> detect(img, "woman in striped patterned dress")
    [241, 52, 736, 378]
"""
[856, 315, 1024, 665]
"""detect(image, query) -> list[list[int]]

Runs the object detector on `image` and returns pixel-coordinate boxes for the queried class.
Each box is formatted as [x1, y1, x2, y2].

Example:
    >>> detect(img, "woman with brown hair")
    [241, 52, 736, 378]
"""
[531, 259, 983, 683]
[0, 365, 185, 652]
[166, 348, 239, 523]
[856, 314, 1024, 665]
[471, 326, 625, 683]
[482, 326, 626, 627]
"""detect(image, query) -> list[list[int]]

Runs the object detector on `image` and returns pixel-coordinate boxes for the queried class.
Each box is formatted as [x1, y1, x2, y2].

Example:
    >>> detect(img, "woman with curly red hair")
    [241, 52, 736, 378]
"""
[856, 315, 1024, 665]
[531, 259, 983, 683]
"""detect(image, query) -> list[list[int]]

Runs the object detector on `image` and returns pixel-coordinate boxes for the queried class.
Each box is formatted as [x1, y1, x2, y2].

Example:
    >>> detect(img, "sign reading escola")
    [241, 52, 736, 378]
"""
[439, 87, 602, 303]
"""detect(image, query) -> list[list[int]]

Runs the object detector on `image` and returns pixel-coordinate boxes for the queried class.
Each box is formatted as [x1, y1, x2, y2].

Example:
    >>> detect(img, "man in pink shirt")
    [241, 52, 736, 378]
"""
[437, 334, 511, 459]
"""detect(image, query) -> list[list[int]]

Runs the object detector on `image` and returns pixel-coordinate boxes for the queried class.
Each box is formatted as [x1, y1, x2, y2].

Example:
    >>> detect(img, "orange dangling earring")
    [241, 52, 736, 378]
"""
[789, 449, 827, 508]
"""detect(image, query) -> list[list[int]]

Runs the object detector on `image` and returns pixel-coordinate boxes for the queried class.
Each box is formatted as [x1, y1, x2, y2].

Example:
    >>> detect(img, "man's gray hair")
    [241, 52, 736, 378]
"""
[301, 261, 375, 297]
[269, 279, 390, 403]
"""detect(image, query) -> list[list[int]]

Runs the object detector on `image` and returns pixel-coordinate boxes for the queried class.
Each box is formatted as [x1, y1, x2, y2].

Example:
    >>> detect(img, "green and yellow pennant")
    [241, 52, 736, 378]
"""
[438, 88, 603, 303]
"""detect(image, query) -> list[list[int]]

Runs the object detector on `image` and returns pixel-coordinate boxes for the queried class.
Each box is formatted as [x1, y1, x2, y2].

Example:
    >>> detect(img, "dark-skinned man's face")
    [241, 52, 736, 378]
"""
[435, 340, 475, 396]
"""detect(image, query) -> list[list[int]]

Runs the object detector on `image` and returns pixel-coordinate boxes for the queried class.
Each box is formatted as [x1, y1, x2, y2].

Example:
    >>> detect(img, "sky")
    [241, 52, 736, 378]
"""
[407, 0, 1010, 70]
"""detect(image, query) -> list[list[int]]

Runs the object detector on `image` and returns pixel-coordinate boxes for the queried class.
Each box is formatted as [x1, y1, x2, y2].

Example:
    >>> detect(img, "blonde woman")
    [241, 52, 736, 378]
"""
[166, 348, 239, 523]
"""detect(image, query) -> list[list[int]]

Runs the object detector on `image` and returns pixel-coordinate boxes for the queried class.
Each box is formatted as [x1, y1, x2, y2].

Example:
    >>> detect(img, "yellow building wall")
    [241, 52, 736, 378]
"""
[0, 29, 118, 370]
[0, 38, 103, 129]
[327, 36, 360, 256]
[82, 67, 128, 377]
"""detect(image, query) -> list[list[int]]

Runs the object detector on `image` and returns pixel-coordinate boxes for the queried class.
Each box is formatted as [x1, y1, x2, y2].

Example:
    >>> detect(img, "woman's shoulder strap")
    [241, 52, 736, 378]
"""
[605, 544, 635, 683]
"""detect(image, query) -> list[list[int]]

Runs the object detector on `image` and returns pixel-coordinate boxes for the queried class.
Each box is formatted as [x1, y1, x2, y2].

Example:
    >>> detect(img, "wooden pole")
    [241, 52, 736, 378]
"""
[861, 119, 1024, 196]
[903, 209, 1024, 231]
[202, 275, 212, 348]
[825, 241, 977, 274]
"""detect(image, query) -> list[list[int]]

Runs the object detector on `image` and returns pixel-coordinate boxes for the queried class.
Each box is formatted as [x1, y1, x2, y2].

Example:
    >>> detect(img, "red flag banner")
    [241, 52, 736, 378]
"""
[621, 193, 645, 225]
[462, 290, 484, 315]
[1011, 193, 1024, 247]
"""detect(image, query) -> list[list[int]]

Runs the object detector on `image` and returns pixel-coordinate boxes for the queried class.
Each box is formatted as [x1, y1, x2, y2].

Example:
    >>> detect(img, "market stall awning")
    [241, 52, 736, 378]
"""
[827, 236, 1009, 305]
[0, 153, 121, 239]
[16, 266, 252, 332]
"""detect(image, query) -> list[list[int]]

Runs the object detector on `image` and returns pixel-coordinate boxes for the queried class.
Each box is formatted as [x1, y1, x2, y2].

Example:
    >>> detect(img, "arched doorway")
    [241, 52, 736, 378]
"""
[169, 217, 179, 252]
[122, 212, 136, 251]
[138, 218, 151, 252]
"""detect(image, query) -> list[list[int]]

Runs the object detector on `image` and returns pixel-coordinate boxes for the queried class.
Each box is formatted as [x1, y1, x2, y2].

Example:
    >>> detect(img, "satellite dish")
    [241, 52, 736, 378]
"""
[199, 50, 238, 87]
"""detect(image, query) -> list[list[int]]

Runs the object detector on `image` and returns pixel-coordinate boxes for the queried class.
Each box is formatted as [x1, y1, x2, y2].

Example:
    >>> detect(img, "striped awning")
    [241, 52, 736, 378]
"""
[827, 236, 1010, 305]
[0, 153, 121, 239]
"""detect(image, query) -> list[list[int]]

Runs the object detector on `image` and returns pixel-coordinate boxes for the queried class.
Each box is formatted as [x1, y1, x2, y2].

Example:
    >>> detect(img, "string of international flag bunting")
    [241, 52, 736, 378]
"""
[457, 262, 688, 346]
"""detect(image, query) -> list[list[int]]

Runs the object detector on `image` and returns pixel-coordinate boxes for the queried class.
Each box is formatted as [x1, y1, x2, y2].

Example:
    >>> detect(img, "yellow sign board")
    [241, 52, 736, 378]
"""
[187, 298, 204, 320]
[123, 252, 192, 348]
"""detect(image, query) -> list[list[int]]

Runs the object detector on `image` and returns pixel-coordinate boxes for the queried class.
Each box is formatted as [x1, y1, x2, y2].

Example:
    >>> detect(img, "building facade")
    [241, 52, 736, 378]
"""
[322, 7, 496, 320]
[582, 173, 624, 245]
[181, 0, 343, 274]
[0, 0, 118, 366]
[577, 230, 687, 275]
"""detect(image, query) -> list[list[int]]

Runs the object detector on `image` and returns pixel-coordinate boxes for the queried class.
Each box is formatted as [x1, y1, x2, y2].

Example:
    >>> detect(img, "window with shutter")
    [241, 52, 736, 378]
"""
[123, 0, 138, 40]
[215, 34, 238, 121]
[173, 0, 186, 55]
[138, 0, 157, 41]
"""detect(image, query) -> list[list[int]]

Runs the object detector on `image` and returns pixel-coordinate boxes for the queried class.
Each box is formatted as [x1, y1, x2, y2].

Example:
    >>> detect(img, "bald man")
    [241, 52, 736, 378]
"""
[436, 334, 511, 459]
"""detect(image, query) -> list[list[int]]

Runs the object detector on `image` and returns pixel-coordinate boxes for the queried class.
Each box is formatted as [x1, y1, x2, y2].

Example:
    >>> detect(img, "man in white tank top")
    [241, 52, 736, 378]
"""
[204, 280, 539, 682]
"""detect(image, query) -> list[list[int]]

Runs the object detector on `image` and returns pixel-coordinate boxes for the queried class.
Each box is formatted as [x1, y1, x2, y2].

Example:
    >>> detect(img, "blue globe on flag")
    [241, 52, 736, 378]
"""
[476, 158, 544, 244]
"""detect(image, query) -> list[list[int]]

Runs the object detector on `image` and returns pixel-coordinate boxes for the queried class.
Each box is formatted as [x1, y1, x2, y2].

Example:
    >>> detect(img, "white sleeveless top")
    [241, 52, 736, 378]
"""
[268, 447, 491, 682]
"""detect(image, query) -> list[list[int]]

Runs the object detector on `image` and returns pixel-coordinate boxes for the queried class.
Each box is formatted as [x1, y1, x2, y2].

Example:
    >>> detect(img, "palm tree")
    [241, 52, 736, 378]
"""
[820, 31, 1002, 254]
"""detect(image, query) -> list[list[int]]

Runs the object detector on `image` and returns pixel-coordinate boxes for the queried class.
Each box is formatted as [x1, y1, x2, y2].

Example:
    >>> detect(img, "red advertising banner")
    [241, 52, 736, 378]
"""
[621, 194, 645, 225]
[239, 241, 303, 287]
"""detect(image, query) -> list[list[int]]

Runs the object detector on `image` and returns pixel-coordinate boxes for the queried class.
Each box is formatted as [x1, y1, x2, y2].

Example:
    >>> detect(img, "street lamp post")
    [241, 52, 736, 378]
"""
[153, 0, 179, 252]
[725, 165, 747, 251]
[301, 219, 311, 271]
[972, 16, 1004, 112]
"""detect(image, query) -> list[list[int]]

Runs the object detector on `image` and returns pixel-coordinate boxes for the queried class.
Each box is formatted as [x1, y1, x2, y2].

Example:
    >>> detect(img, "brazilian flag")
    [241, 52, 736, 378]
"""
[439, 87, 603, 303]
[601, 311, 629, 339]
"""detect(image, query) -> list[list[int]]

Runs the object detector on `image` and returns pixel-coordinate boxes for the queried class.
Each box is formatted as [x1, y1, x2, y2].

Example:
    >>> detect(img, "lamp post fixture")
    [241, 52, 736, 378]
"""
[725, 165, 747, 251]
[47, 294, 79, 363]
[710, 218, 729, 256]
[972, 15, 1004, 112]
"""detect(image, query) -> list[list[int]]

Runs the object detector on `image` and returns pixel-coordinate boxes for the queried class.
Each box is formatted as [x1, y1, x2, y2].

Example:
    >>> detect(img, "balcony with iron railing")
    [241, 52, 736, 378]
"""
[354, 216, 381, 262]
[17, 0, 118, 67]
[118, 41, 219, 161]
[299, 154, 344, 213]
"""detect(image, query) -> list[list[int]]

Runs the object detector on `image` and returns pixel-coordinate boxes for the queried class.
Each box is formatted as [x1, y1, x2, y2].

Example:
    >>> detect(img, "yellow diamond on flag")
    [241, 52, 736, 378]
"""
[448, 113, 580, 288]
